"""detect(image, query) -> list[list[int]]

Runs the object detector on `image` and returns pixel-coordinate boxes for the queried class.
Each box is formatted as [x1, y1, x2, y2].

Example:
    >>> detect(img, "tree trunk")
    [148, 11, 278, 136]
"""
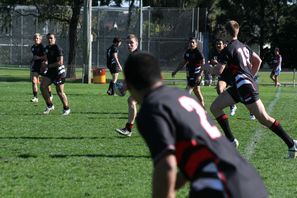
[66, 0, 83, 79]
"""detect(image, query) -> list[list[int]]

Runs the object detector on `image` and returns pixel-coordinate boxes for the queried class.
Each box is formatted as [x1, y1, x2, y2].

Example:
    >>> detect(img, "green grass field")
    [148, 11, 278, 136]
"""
[0, 68, 297, 197]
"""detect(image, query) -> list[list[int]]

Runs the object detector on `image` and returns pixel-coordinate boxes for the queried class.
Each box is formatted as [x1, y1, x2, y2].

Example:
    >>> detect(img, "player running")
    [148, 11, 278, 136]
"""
[123, 52, 268, 197]
[270, 47, 282, 87]
[204, 20, 297, 158]
[209, 39, 237, 116]
[172, 37, 206, 108]
[40, 33, 70, 115]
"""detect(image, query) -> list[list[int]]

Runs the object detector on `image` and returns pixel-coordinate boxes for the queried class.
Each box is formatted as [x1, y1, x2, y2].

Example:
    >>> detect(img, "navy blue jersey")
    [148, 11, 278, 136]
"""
[45, 44, 64, 65]
[106, 45, 119, 67]
[31, 44, 45, 67]
[218, 40, 254, 83]
[137, 86, 267, 197]
[184, 48, 204, 69]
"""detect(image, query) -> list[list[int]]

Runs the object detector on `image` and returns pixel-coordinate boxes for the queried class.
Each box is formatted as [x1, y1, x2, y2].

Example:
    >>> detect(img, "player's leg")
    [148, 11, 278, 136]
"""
[210, 89, 238, 146]
[216, 80, 227, 95]
[192, 85, 205, 108]
[245, 100, 295, 150]
[40, 76, 54, 114]
[31, 72, 39, 102]
[55, 83, 70, 115]
[116, 96, 137, 136]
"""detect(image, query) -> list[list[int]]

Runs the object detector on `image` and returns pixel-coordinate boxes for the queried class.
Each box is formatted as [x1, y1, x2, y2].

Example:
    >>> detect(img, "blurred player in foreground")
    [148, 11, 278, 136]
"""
[124, 52, 268, 198]
[172, 37, 205, 108]
[40, 33, 70, 115]
[30, 33, 52, 103]
[106, 37, 123, 95]
[115, 34, 139, 136]
[204, 20, 297, 158]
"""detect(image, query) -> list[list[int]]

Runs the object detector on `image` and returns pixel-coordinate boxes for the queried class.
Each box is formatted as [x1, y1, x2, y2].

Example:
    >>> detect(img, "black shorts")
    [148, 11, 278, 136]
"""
[227, 83, 259, 104]
[31, 65, 42, 74]
[187, 66, 203, 87]
[45, 66, 66, 85]
[107, 64, 121, 74]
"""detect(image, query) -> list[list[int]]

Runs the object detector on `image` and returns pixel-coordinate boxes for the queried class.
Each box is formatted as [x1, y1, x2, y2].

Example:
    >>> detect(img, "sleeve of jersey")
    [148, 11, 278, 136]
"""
[58, 46, 64, 56]
[137, 112, 176, 165]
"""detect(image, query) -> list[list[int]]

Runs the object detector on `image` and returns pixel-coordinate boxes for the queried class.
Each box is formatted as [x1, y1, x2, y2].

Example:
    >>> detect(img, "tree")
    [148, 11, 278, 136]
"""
[0, 0, 83, 79]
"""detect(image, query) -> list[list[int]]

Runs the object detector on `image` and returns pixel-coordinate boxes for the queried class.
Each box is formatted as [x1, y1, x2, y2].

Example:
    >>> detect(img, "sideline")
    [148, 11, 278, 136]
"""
[243, 88, 282, 160]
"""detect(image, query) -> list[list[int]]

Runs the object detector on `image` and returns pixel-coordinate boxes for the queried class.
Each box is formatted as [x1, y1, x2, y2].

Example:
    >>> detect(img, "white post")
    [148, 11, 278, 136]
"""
[83, 0, 92, 84]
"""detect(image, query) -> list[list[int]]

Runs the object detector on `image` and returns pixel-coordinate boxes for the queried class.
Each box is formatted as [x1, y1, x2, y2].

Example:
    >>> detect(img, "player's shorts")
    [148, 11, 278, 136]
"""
[227, 74, 259, 105]
[187, 66, 203, 87]
[107, 64, 121, 74]
[217, 75, 233, 86]
[45, 65, 66, 85]
[31, 65, 42, 74]
[274, 68, 281, 76]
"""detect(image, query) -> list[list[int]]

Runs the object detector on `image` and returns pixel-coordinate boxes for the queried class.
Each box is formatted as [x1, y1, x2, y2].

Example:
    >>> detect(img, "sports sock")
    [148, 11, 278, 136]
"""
[270, 120, 294, 148]
[63, 106, 70, 110]
[46, 101, 53, 107]
[33, 91, 37, 98]
[110, 82, 115, 94]
[125, 123, 133, 132]
[216, 114, 235, 142]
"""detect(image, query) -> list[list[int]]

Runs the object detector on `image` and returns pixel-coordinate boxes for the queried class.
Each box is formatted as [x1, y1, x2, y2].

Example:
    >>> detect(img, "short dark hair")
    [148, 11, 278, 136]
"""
[127, 34, 138, 42]
[113, 37, 121, 43]
[124, 53, 162, 90]
[47, 33, 55, 38]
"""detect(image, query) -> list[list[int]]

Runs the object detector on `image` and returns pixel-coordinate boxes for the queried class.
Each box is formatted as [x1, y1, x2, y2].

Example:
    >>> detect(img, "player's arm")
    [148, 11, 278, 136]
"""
[172, 59, 187, 77]
[202, 62, 226, 76]
[47, 56, 64, 68]
[250, 52, 262, 76]
[153, 154, 177, 198]
[113, 52, 122, 71]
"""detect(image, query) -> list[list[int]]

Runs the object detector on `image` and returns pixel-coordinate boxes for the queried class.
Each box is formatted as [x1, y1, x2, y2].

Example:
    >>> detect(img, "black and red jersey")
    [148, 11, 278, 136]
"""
[184, 48, 204, 69]
[31, 44, 45, 67]
[218, 40, 254, 83]
[137, 86, 267, 197]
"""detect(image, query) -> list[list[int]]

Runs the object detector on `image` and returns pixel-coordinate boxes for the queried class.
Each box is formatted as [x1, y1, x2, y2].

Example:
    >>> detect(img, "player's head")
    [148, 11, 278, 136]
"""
[33, 33, 42, 44]
[189, 37, 198, 50]
[47, 33, 56, 45]
[113, 37, 121, 47]
[124, 52, 162, 101]
[225, 20, 240, 38]
[215, 39, 225, 52]
[126, 34, 138, 53]
[274, 47, 280, 55]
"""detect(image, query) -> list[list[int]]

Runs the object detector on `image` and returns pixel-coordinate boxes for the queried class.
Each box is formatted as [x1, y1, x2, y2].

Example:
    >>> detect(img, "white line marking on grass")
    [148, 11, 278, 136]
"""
[243, 88, 282, 160]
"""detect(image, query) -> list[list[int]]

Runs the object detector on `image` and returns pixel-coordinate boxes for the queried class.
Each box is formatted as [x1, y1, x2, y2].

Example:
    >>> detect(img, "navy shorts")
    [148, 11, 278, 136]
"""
[227, 83, 259, 105]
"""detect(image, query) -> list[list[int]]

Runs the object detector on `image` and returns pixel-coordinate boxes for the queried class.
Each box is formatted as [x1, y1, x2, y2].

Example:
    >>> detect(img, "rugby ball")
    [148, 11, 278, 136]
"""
[114, 81, 127, 96]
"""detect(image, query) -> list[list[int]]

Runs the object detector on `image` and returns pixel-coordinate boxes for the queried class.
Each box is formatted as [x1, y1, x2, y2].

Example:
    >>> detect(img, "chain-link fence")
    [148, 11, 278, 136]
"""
[0, 6, 208, 71]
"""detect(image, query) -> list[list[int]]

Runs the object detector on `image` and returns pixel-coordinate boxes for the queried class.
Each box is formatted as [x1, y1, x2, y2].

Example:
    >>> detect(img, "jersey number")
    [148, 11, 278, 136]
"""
[178, 96, 221, 139]
[237, 47, 250, 67]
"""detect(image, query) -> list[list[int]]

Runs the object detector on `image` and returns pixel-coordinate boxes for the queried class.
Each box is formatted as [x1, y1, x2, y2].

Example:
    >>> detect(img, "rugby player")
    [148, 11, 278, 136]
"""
[106, 37, 123, 95]
[124, 52, 268, 197]
[40, 33, 70, 115]
[172, 37, 206, 108]
[204, 20, 297, 158]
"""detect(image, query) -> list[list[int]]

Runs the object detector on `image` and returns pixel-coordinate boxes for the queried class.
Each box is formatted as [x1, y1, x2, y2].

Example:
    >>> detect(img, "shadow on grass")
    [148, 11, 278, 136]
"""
[1, 153, 149, 159]
[49, 153, 150, 159]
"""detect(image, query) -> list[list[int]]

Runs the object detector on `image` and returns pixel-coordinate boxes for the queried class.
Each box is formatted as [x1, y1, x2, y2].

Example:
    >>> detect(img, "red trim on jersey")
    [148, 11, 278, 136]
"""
[175, 139, 197, 164]
[184, 147, 216, 179]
